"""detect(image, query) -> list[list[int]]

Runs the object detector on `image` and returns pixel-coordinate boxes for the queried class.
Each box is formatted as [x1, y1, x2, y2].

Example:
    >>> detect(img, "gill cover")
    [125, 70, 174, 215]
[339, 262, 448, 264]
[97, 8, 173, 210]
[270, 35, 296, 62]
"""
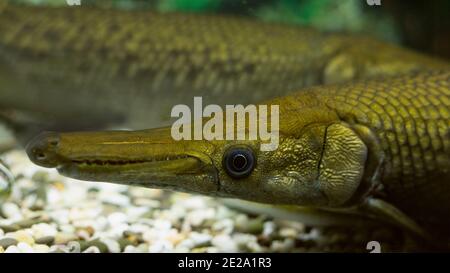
[319, 123, 367, 206]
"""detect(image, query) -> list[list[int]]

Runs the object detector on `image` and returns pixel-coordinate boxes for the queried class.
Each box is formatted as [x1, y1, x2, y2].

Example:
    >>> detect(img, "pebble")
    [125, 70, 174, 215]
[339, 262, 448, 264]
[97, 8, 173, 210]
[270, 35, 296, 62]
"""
[212, 218, 234, 234]
[212, 234, 238, 252]
[123, 245, 139, 253]
[235, 215, 264, 234]
[0, 237, 18, 248]
[185, 208, 215, 227]
[270, 238, 296, 252]
[99, 192, 130, 207]
[189, 232, 212, 248]
[83, 246, 101, 253]
[0, 224, 20, 233]
[54, 233, 78, 244]
[279, 227, 298, 238]
[4, 245, 20, 253]
[79, 240, 108, 253]
[17, 242, 34, 253]
[31, 223, 57, 238]
[148, 240, 174, 253]
[107, 212, 128, 226]
[33, 244, 50, 253]
[12, 230, 35, 245]
[1, 202, 21, 219]
[101, 238, 121, 253]
[35, 236, 55, 246]
[262, 221, 276, 237]
[234, 234, 262, 252]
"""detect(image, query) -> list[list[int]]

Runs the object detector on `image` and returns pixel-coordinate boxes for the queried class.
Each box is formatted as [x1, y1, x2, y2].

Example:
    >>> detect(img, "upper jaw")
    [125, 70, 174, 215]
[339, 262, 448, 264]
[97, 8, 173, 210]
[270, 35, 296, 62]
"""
[26, 128, 220, 194]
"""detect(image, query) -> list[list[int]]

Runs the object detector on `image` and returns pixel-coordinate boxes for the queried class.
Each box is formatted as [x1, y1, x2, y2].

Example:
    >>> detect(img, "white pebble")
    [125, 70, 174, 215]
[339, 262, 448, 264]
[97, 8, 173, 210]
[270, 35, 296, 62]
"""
[31, 223, 57, 238]
[99, 192, 130, 207]
[92, 216, 109, 232]
[33, 244, 50, 253]
[107, 212, 128, 226]
[128, 188, 162, 199]
[17, 242, 34, 253]
[106, 223, 130, 238]
[190, 232, 212, 247]
[128, 223, 151, 234]
[233, 234, 262, 252]
[83, 246, 101, 253]
[125, 207, 150, 220]
[173, 246, 190, 253]
[58, 224, 76, 234]
[270, 238, 295, 252]
[262, 221, 276, 237]
[279, 227, 298, 238]
[212, 218, 234, 234]
[48, 245, 63, 252]
[49, 210, 70, 225]
[212, 234, 238, 252]
[69, 207, 101, 222]
[54, 233, 78, 244]
[185, 208, 215, 227]
[1, 202, 21, 219]
[12, 230, 34, 245]
[133, 198, 160, 207]
[101, 238, 121, 253]
[123, 245, 139, 253]
[180, 196, 208, 210]
[148, 240, 173, 253]
[153, 219, 172, 230]
[4, 245, 21, 253]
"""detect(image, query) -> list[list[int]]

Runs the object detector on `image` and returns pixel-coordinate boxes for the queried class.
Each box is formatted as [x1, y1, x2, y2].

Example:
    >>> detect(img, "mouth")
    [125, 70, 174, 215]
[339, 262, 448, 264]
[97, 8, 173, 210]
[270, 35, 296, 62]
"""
[26, 129, 219, 194]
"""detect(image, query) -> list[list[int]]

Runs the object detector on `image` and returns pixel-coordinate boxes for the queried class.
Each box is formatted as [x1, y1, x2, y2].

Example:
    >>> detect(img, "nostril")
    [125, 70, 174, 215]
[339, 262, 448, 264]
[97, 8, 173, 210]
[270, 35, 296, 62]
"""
[35, 151, 47, 161]
[49, 138, 59, 147]
[47, 134, 60, 147]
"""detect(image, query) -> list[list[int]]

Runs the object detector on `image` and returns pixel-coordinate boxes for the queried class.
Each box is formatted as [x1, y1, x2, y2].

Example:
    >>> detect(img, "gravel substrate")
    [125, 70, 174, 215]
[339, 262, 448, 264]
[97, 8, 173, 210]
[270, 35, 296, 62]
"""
[0, 150, 414, 253]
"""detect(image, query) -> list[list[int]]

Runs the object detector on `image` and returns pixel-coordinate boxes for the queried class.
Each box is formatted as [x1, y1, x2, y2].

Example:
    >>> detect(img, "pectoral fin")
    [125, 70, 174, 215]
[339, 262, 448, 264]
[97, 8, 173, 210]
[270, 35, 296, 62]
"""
[220, 198, 380, 228]
[361, 198, 431, 241]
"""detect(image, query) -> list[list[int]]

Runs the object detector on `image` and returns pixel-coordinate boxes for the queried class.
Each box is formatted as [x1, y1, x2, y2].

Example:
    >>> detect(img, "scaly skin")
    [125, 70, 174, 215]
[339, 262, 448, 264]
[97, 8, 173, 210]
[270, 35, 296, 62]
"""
[26, 71, 450, 249]
[0, 2, 448, 139]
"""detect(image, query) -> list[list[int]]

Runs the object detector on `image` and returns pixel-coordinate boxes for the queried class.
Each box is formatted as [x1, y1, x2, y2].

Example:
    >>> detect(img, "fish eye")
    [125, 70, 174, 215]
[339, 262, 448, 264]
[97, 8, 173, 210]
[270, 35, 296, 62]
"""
[222, 146, 255, 179]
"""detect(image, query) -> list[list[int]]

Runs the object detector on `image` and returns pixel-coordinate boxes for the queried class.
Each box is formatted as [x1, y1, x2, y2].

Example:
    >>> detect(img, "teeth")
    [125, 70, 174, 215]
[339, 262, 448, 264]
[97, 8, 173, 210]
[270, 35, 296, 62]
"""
[72, 155, 188, 166]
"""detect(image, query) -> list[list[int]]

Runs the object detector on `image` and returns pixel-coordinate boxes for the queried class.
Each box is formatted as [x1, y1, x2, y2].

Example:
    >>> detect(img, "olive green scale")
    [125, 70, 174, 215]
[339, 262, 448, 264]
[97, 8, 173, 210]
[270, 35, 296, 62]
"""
[311, 71, 449, 236]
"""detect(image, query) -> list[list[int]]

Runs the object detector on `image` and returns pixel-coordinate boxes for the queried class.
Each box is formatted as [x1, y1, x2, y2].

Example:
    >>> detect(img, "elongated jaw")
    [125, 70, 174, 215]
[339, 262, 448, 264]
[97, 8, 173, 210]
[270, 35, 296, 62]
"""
[25, 129, 220, 195]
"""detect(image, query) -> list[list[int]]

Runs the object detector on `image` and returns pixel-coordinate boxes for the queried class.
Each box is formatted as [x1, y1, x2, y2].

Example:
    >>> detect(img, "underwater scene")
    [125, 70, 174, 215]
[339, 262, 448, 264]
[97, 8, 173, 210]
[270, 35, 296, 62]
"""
[0, 0, 449, 254]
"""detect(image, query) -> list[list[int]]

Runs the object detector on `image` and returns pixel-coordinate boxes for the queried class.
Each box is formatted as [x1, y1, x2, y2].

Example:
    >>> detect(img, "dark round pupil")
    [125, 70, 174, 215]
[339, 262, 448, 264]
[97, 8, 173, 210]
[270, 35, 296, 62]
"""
[232, 154, 247, 170]
[223, 147, 255, 179]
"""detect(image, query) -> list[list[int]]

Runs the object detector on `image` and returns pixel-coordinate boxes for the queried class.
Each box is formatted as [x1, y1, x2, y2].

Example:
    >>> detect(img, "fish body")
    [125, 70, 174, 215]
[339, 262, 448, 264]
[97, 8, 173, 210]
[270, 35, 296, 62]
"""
[0, 3, 448, 141]
[26, 71, 450, 247]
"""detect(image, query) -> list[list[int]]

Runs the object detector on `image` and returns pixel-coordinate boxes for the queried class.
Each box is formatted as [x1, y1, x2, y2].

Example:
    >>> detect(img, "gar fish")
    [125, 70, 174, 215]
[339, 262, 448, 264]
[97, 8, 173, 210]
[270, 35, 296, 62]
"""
[26, 70, 450, 249]
[0, 2, 448, 143]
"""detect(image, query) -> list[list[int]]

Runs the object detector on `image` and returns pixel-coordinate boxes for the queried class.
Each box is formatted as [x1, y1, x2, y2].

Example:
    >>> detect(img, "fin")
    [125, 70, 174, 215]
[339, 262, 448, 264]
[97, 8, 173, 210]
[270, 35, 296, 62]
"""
[361, 198, 431, 241]
[220, 198, 382, 228]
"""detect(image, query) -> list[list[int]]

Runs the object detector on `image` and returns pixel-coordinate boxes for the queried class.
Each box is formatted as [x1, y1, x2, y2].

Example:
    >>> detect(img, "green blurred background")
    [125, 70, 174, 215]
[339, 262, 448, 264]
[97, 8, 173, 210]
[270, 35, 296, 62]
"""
[9, 0, 450, 60]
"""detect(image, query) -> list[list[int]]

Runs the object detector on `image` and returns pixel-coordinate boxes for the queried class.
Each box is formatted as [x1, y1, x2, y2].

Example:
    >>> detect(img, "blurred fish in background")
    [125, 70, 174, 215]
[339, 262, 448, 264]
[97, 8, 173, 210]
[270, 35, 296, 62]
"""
[12, 0, 449, 59]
